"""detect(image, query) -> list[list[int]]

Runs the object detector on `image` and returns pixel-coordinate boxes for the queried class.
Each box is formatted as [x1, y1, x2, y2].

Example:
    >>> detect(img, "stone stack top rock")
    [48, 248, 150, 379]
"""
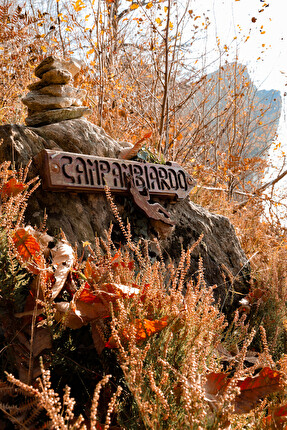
[22, 56, 91, 127]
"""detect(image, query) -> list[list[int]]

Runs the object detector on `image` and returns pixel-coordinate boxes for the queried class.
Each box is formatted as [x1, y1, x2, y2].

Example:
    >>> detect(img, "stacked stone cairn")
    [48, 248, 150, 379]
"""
[22, 56, 91, 127]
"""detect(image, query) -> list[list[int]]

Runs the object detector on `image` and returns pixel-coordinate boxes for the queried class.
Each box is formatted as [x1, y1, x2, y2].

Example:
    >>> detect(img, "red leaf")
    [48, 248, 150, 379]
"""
[263, 403, 287, 429]
[205, 367, 282, 415]
[235, 367, 282, 414]
[12, 228, 43, 274]
[1, 177, 27, 198]
[111, 250, 134, 271]
[128, 260, 134, 270]
[78, 282, 101, 303]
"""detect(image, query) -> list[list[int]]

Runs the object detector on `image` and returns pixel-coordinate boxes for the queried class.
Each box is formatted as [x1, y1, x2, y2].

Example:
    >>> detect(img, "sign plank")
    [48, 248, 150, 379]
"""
[35, 149, 195, 200]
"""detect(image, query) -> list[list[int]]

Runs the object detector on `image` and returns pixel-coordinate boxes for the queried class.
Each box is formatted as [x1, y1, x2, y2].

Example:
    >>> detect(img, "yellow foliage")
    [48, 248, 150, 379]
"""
[130, 3, 139, 10]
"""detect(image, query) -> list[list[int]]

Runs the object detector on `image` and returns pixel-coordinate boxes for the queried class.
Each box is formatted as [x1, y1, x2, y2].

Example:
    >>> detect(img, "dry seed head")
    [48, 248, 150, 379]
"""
[90, 375, 111, 430]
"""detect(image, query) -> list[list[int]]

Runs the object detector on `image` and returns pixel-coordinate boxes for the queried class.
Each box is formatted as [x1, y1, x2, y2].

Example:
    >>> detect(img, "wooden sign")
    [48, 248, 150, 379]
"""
[35, 149, 195, 200]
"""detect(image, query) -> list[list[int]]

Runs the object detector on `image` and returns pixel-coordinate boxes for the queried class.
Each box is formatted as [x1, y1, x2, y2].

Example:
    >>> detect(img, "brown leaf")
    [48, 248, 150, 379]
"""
[32, 328, 52, 357]
[204, 372, 229, 402]
[54, 299, 109, 329]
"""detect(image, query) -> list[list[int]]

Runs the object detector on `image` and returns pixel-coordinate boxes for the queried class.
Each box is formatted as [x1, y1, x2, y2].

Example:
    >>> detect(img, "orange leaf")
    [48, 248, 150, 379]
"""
[132, 317, 168, 340]
[105, 316, 168, 348]
[12, 228, 43, 274]
[1, 177, 27, 198]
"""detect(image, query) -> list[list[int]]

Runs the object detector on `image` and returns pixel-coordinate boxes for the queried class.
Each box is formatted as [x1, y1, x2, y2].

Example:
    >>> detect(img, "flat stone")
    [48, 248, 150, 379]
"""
[27, 69, 72, 91]
[38, 84, 87, 101]
[63, 59, 82, 78]
[35, 56, 81, 78]
[25, 107, 92, 127]
[39, 85, 75, 97]
[28, 80, 48, 91]
[22, 92, 74, 111]
[41, 69, 72, 85]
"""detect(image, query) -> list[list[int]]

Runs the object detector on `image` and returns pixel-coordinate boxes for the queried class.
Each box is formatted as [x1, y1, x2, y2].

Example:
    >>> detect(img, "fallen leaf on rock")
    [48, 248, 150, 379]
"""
[119, 131, 152, 160]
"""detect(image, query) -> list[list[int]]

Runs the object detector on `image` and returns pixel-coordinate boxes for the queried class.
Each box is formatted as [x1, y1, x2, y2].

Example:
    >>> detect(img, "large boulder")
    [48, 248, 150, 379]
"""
[0, 119, 249, 311]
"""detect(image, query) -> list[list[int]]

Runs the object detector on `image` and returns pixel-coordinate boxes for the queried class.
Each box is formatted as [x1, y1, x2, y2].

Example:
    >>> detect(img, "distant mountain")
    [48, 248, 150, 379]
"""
[249, 88, 281, 157]
[180, 62, 282, 189]
[204, 63, 282, 159]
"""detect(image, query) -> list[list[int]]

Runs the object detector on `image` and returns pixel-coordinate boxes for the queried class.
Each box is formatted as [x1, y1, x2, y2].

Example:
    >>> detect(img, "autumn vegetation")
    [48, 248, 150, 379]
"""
[1, 0, 287, 429]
